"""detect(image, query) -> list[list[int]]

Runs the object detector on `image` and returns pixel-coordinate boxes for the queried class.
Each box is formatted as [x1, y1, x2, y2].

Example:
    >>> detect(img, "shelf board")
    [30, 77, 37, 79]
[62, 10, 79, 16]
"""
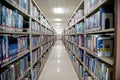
[85, 0, 108, 17]
[5, 0, 30, 18]
[85, 66, 99, 80]
[85, 48, 113, 66]
[42, 44, 52, 54]
[65, 33, 84, 35]
[17, 67, 31, 80]
[66, 39, 84, 50]
[32, 32, 41, 35]
[41, 39, 53, 46]
[32, 55, 42, 66]
[1, 50, 30, 68]
[68, 16, 84, 31]
[0, 30, 30, 35]
[32, 44, 41, 51]
[32, 17, 41, 24]
[76, 55, 85, 67]
[68, 45, 85, 67]
[85, 28, 114, 34]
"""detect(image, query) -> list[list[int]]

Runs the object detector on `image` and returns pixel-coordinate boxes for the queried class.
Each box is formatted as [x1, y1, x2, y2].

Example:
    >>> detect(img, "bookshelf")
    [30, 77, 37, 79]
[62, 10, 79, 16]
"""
[0, 0, 55, 80]
[62, 0, 116, 80]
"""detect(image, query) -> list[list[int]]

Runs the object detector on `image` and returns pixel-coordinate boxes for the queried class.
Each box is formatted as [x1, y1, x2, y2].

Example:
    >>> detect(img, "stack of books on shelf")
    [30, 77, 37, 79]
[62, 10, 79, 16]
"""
[0, 3, 24, 32]
[10, 0, 28, 13]
[31, 21, 40, 33]
[75, 22, 84, 34]
[85, 0, 105, 14]
[85, 35, 114, 57]
[0, 54, 30, 80]
[85, 7, 113, 32]
[76, 60, 84, 77]
[85, 54, 113, 80]
[31, 3, 40, 20]
[32, 37, 40, 48]
[32, 49, 40, 64]
[84, 72, 94, 80]
[68, 9, 84, 27]
[0, 36, 28, 64]
[77, 34, 84, 47]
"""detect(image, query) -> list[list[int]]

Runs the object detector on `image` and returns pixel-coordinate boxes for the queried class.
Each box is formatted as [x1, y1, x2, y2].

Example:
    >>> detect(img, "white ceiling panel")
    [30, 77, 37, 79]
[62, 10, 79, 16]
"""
[35, 0, 82, 34]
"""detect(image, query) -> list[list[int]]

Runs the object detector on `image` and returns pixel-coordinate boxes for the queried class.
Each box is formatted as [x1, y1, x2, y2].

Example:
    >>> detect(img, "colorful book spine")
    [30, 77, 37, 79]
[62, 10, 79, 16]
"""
[32, 49, 40, 63]
[0, 54, 30, 80]
[96, 36, 113, 57]
[0, 36, 28, 65]
[85, 7, 113, 32]
[0, 1, 2, 25]
[0, 4, 24, 32]
[31, 21, 40, 32]
[31, 3, 39, 20]
[85, 54, 113, 80]
[32, 37, 40, 47]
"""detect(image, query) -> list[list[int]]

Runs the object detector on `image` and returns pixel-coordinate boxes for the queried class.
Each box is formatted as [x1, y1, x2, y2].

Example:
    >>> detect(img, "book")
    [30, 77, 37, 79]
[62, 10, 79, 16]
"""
[32, 37, 40, 47]
[31, 21, 40, 32]
[2, 5, 6, 30]
[0, 1, 2, 25]
[0, 4, 25, 32]
[0, 37, 3, 64]
[0, 54, 30, 80]
[32, 49, 40, 63]
[85, 54, 113, 80]
[96, 35, 113, 57]
[86, 7, 113, 32]
[100, 7, 113, 30]
[8, 37, 18, 59]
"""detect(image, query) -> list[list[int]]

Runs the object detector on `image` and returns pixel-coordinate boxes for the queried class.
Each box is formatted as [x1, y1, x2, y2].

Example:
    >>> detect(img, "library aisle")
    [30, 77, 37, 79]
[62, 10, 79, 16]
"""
[38, 40, 79, 80]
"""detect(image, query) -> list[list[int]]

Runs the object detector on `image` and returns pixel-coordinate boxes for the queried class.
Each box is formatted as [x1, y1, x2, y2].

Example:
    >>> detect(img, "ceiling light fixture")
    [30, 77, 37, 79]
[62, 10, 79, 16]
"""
[54, 7, 64, 14]
[55, 23, 61, 25]
[54, 18, 62, 21]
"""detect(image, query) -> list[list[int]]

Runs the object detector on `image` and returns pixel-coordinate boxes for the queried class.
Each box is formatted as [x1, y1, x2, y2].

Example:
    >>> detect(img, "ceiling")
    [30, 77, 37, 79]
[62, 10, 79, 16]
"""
[35, 0, 82, 34]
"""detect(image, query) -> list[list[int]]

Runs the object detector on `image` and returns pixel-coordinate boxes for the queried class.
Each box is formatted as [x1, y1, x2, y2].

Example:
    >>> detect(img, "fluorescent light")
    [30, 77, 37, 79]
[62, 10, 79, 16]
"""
[55, 23, 61, 25]
[57, 54, 60, 58]
[57, 67, 60, 72]
[54, 7, 64, 14]
[54, 18, 62, 21]
[57, 59, 60, 63]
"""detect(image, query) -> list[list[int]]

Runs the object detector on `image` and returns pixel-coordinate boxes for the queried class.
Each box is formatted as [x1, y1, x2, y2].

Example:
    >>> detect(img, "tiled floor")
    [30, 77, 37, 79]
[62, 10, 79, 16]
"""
[38, 40, 79, 80]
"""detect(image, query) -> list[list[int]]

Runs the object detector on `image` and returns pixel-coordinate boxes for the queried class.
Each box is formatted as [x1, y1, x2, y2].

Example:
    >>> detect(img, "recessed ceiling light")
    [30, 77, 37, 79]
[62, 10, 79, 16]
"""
[54, 7, 64, 14]
[55, 23, 61, 25]
[54, 18, 62, 21]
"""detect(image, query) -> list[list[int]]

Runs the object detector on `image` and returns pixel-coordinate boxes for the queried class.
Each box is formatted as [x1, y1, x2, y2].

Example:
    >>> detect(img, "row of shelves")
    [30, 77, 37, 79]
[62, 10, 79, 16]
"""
[0, 40, 53, 80]
[65, 39, 113, 66]
[0, 39, 53, 68]
[65, 42, 112, 80]
[66, 0, 111, 29]
[3, 0, 53, 31]
[64, 28, 114, 36]
[62, 0, 114, 79]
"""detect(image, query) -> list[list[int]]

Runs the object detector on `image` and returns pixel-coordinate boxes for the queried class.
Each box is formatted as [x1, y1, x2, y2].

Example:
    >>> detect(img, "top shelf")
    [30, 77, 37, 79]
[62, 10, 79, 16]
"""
[4, 0, 30, 18]
[85, 28, 114, 34]
[68, 16, 84, 30]
[85, 0, 108, 17]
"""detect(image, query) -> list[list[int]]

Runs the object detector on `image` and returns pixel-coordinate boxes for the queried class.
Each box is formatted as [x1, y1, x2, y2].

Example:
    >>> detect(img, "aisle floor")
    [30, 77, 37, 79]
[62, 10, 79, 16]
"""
[38, 40, 79, 80]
